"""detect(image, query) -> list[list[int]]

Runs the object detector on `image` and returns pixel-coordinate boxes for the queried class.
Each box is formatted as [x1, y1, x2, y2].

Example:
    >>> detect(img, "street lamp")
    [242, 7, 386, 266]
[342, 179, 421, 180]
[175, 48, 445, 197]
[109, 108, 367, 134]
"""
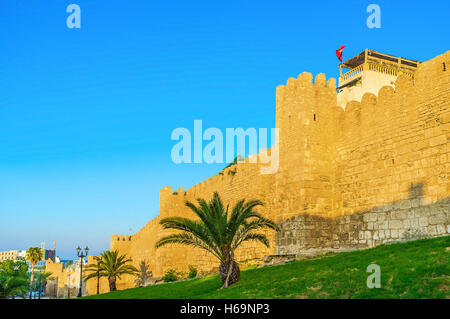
[76, 246, 89, 297]
[96, 256, 102, 295]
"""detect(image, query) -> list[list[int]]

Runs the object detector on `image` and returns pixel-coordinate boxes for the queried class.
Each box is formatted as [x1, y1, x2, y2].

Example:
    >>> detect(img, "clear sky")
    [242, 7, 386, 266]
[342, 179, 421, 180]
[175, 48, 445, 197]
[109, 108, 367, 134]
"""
[0, 0, 448, 260]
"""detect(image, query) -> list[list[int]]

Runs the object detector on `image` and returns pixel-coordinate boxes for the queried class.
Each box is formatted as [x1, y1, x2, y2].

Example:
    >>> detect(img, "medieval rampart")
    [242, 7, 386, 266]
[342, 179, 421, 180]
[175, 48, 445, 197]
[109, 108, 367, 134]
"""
[109, 51, 449, 291]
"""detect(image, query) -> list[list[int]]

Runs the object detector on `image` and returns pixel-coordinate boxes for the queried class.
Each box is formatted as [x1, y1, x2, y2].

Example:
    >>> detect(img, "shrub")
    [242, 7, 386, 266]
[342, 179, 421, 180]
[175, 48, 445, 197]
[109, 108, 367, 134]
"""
[162, 269, 178, 282]
[188, 265, 198, 279]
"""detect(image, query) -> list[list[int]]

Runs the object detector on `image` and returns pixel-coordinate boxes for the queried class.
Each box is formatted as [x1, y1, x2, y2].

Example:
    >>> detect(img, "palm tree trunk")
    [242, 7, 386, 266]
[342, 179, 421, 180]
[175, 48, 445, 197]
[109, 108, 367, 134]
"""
[29, 265, 35, 299]
[108, 276, 117, 292]
[219, 260, 240, 288]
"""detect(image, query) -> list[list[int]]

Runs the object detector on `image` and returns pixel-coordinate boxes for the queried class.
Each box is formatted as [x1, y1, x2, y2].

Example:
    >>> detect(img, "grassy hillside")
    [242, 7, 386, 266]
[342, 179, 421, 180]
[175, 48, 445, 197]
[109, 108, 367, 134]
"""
[85, 236, 449, 299]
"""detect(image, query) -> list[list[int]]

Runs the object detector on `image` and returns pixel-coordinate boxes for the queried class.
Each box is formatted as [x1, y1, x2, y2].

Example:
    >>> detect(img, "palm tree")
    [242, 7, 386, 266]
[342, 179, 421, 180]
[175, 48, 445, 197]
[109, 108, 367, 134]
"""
[84, 250, 138, 292]
[155, 192, 279, 288]
[26, 247, 43, 298]
[32, 267, 53, 298]
[0, 260, 30, 299]
[0, 273, 29, 299]
[134, 261, 152, 287]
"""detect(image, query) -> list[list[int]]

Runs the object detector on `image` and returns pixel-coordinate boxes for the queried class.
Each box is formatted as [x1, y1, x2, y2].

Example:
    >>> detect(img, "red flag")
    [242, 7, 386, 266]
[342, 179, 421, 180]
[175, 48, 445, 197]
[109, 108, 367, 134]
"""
[336, 45, 345, 63]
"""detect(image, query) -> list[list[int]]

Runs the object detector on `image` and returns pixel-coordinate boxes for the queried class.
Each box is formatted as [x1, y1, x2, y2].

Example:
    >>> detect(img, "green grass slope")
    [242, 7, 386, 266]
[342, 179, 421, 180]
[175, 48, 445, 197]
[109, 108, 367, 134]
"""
[85, 236, 449, 299]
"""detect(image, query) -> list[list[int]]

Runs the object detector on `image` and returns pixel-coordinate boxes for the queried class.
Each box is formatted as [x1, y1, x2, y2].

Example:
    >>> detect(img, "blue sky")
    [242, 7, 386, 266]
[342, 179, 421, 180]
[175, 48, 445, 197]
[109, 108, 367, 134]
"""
[0, 0, 448, 259]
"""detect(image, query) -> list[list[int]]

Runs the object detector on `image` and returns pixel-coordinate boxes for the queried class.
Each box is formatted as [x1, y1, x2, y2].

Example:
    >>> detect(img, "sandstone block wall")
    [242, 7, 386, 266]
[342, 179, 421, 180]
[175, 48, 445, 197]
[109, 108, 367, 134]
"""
[110, 159, 277, 290]
[107, 51, 449, 293]
[45, 256, 109, 297]
[277, 189, 449, 255]
[276, 51, 450, 254]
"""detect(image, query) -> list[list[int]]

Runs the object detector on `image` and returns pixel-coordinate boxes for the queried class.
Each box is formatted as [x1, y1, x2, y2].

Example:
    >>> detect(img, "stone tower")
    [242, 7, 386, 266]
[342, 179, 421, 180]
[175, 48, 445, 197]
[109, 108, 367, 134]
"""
[337, 49, 420, 108]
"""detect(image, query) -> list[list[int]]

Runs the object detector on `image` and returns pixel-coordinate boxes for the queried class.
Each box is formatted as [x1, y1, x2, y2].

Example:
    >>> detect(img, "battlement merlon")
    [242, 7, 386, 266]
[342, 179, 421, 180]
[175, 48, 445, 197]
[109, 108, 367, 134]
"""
[110, 234, 132, 242]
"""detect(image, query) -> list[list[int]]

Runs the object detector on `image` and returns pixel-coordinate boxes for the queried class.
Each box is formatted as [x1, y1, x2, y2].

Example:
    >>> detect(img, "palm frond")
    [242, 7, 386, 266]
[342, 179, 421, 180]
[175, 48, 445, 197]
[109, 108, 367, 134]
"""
[83, 250, 138, 283]
[155, 233, 223, 261]
[232, 218, 279, 249]
[155, 192, 279, 272]
[234, 233, 271, 249]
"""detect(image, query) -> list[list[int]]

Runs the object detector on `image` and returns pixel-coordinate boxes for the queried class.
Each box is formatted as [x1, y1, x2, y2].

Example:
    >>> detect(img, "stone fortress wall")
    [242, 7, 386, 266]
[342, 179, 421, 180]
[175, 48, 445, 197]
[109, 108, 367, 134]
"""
[45, 256, 110, 298]
[109, 51, 449, 291]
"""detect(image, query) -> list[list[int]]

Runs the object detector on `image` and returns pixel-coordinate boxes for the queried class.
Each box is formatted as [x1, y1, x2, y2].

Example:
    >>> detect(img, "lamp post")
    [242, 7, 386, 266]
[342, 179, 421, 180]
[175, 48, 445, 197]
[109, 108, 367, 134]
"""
[76, 246, 89, 298]
[96, 256, 102, 295]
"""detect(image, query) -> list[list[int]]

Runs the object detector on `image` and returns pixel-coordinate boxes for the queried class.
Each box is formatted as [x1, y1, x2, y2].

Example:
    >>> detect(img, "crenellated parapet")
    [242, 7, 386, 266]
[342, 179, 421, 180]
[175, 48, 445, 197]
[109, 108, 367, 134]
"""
[106, 51, 449, 293]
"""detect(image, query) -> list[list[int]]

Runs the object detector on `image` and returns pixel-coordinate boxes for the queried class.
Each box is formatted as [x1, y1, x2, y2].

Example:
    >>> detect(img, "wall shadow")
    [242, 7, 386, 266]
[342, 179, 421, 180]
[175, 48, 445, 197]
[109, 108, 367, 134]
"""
[276, 183, 449, 255]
